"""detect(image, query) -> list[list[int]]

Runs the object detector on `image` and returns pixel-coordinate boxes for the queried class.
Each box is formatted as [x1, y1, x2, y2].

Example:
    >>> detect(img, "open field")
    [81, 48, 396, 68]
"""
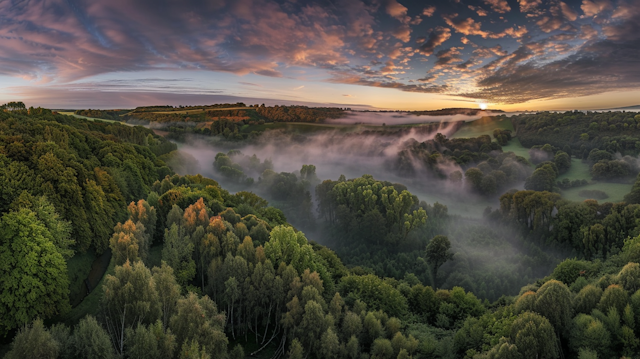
[561, 181, 632, 203]
[557, 158, 592, 181]
[450, 116, 513, 139]
[501, 137, 531, 160]
[59, 111, 122, 123]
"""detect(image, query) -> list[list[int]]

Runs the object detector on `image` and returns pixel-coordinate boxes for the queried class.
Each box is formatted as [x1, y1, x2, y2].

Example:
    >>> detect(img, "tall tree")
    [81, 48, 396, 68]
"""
[425, 235, 454, 287]
[102, 261, 161, 356]
[0, 208, 70, 335]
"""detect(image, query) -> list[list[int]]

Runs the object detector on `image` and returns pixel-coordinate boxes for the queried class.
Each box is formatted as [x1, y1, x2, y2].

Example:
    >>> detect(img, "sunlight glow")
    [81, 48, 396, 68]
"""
[479, 103, 488, 110]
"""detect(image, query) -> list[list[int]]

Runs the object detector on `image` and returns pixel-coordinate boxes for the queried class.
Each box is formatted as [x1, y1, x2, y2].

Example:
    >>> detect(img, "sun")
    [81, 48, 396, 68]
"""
[479, 103, 488, 110]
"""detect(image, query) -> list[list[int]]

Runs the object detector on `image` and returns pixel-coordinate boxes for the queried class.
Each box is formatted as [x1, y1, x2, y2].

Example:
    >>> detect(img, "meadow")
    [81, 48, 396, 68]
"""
[449, 115, 513, 139]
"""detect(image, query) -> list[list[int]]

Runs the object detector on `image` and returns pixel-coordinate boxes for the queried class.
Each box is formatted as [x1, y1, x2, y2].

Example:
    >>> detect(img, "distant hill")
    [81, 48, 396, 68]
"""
[362, 108, 504, 116]
[600, 104, 640, 111]
[410, 108, 504, 116]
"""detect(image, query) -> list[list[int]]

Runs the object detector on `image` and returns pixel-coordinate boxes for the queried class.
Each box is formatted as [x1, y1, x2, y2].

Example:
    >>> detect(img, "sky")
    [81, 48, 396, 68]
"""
[1, 0, 640, 111]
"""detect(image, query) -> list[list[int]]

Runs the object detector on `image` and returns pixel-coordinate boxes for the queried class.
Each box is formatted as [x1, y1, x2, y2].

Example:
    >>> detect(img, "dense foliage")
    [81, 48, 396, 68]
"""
[73, 109, 130, 122]
[514, 111, 640, 182]
[391, 132, 531, 197]
[7, 107, 640, 359]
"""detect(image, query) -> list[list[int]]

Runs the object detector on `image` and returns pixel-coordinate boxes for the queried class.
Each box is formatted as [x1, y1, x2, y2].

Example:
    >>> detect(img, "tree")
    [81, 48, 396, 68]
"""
[573, 285, 603, 314]
[127, 199, 157, 245]
[4, 319, 59, 359]
[299, 300, 325, 354]
[109, 220, 145, 265]
[169, 292, 228, 358]
[510, 312, 558, 359]
[71, 315, 116, 359]
[481, 338, 522, 359]
[465, 168, 484, 190]
[319, 328, 340, 358]
[598, 284, 628, 315]
[617, 262, 640, 293]
[371, 338, 394, 359]
[534, 279, 573, 334]
[525, 164, 557, 192]
[162, 223, 196, 287]
[0, 208, 70, 334]
[152, 262, 181, 328]
[554, 151, 571, 174]
[288, 338, 304, 359]
[10, 193, 74, 259]
[124, 323, 161, 359]
[425, 235, 454, 287]
[102, 261, 161, 356]
[178, 339, 210, 359]
[569, 314, 611, 358]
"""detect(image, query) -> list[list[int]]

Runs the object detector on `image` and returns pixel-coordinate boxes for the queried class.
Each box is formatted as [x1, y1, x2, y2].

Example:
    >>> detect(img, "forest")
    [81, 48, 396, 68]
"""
[73, 110, 130, 122]
[122, 104, 347, 125]
[4, 105, 640, 359]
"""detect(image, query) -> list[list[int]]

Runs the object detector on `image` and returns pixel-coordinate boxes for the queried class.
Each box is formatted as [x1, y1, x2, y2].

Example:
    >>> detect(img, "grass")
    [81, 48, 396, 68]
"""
[561, 181, 632, 203]
[501, 137, 531, 160]
[66, 251, 96, 304]
[58, 111, 121, 123]
[450, 116, 513, 139]
[61, 258, 115, 326]
[556, 159, 592, 182]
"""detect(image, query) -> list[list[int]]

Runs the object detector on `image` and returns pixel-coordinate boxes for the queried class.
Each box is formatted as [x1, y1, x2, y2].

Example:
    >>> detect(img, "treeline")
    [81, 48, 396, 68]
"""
[127, 103, 347, 125]
[73, 109, 129, 121]
[491, 189, 640, 260]
[133, 103, 247, 113]
[392, 133, 531, 196]
[255, 104, 346, 123]
[408, 108, 504, 116]
[130, 109, 257, 124]
[514, 111, 640, 181]
[514, 111, 640, 153]
[212, 151, 317, 228]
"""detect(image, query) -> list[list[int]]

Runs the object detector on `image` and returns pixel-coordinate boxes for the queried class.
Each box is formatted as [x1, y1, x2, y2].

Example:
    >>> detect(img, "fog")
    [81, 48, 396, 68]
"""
[171, 121, 500, 218]
[326, 111, 501, 126]
[163, 114, 560, 299]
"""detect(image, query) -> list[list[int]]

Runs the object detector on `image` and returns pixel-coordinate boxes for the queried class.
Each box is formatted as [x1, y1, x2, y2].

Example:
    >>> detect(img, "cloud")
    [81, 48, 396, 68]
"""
[559, 2, 578, 21]
[329, 71, 449, 93]
[0, 0, 638, 107]
[293, 85, 305, 90]
[579, 24, 599, 40]
[483, 0, 511, 13]
[442, 14, 489, 37]
[519, 0, 542, 12]
[0, 0, 374, 81]
[422, 6, 436, 17]
[433, 47, 464, 68]
[385, 0, 409, 20]
[581, 0, 613, 17]
[418, 27, 452, 56]
[460, 27, 640, 103]
[468, 5, 489, 16]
